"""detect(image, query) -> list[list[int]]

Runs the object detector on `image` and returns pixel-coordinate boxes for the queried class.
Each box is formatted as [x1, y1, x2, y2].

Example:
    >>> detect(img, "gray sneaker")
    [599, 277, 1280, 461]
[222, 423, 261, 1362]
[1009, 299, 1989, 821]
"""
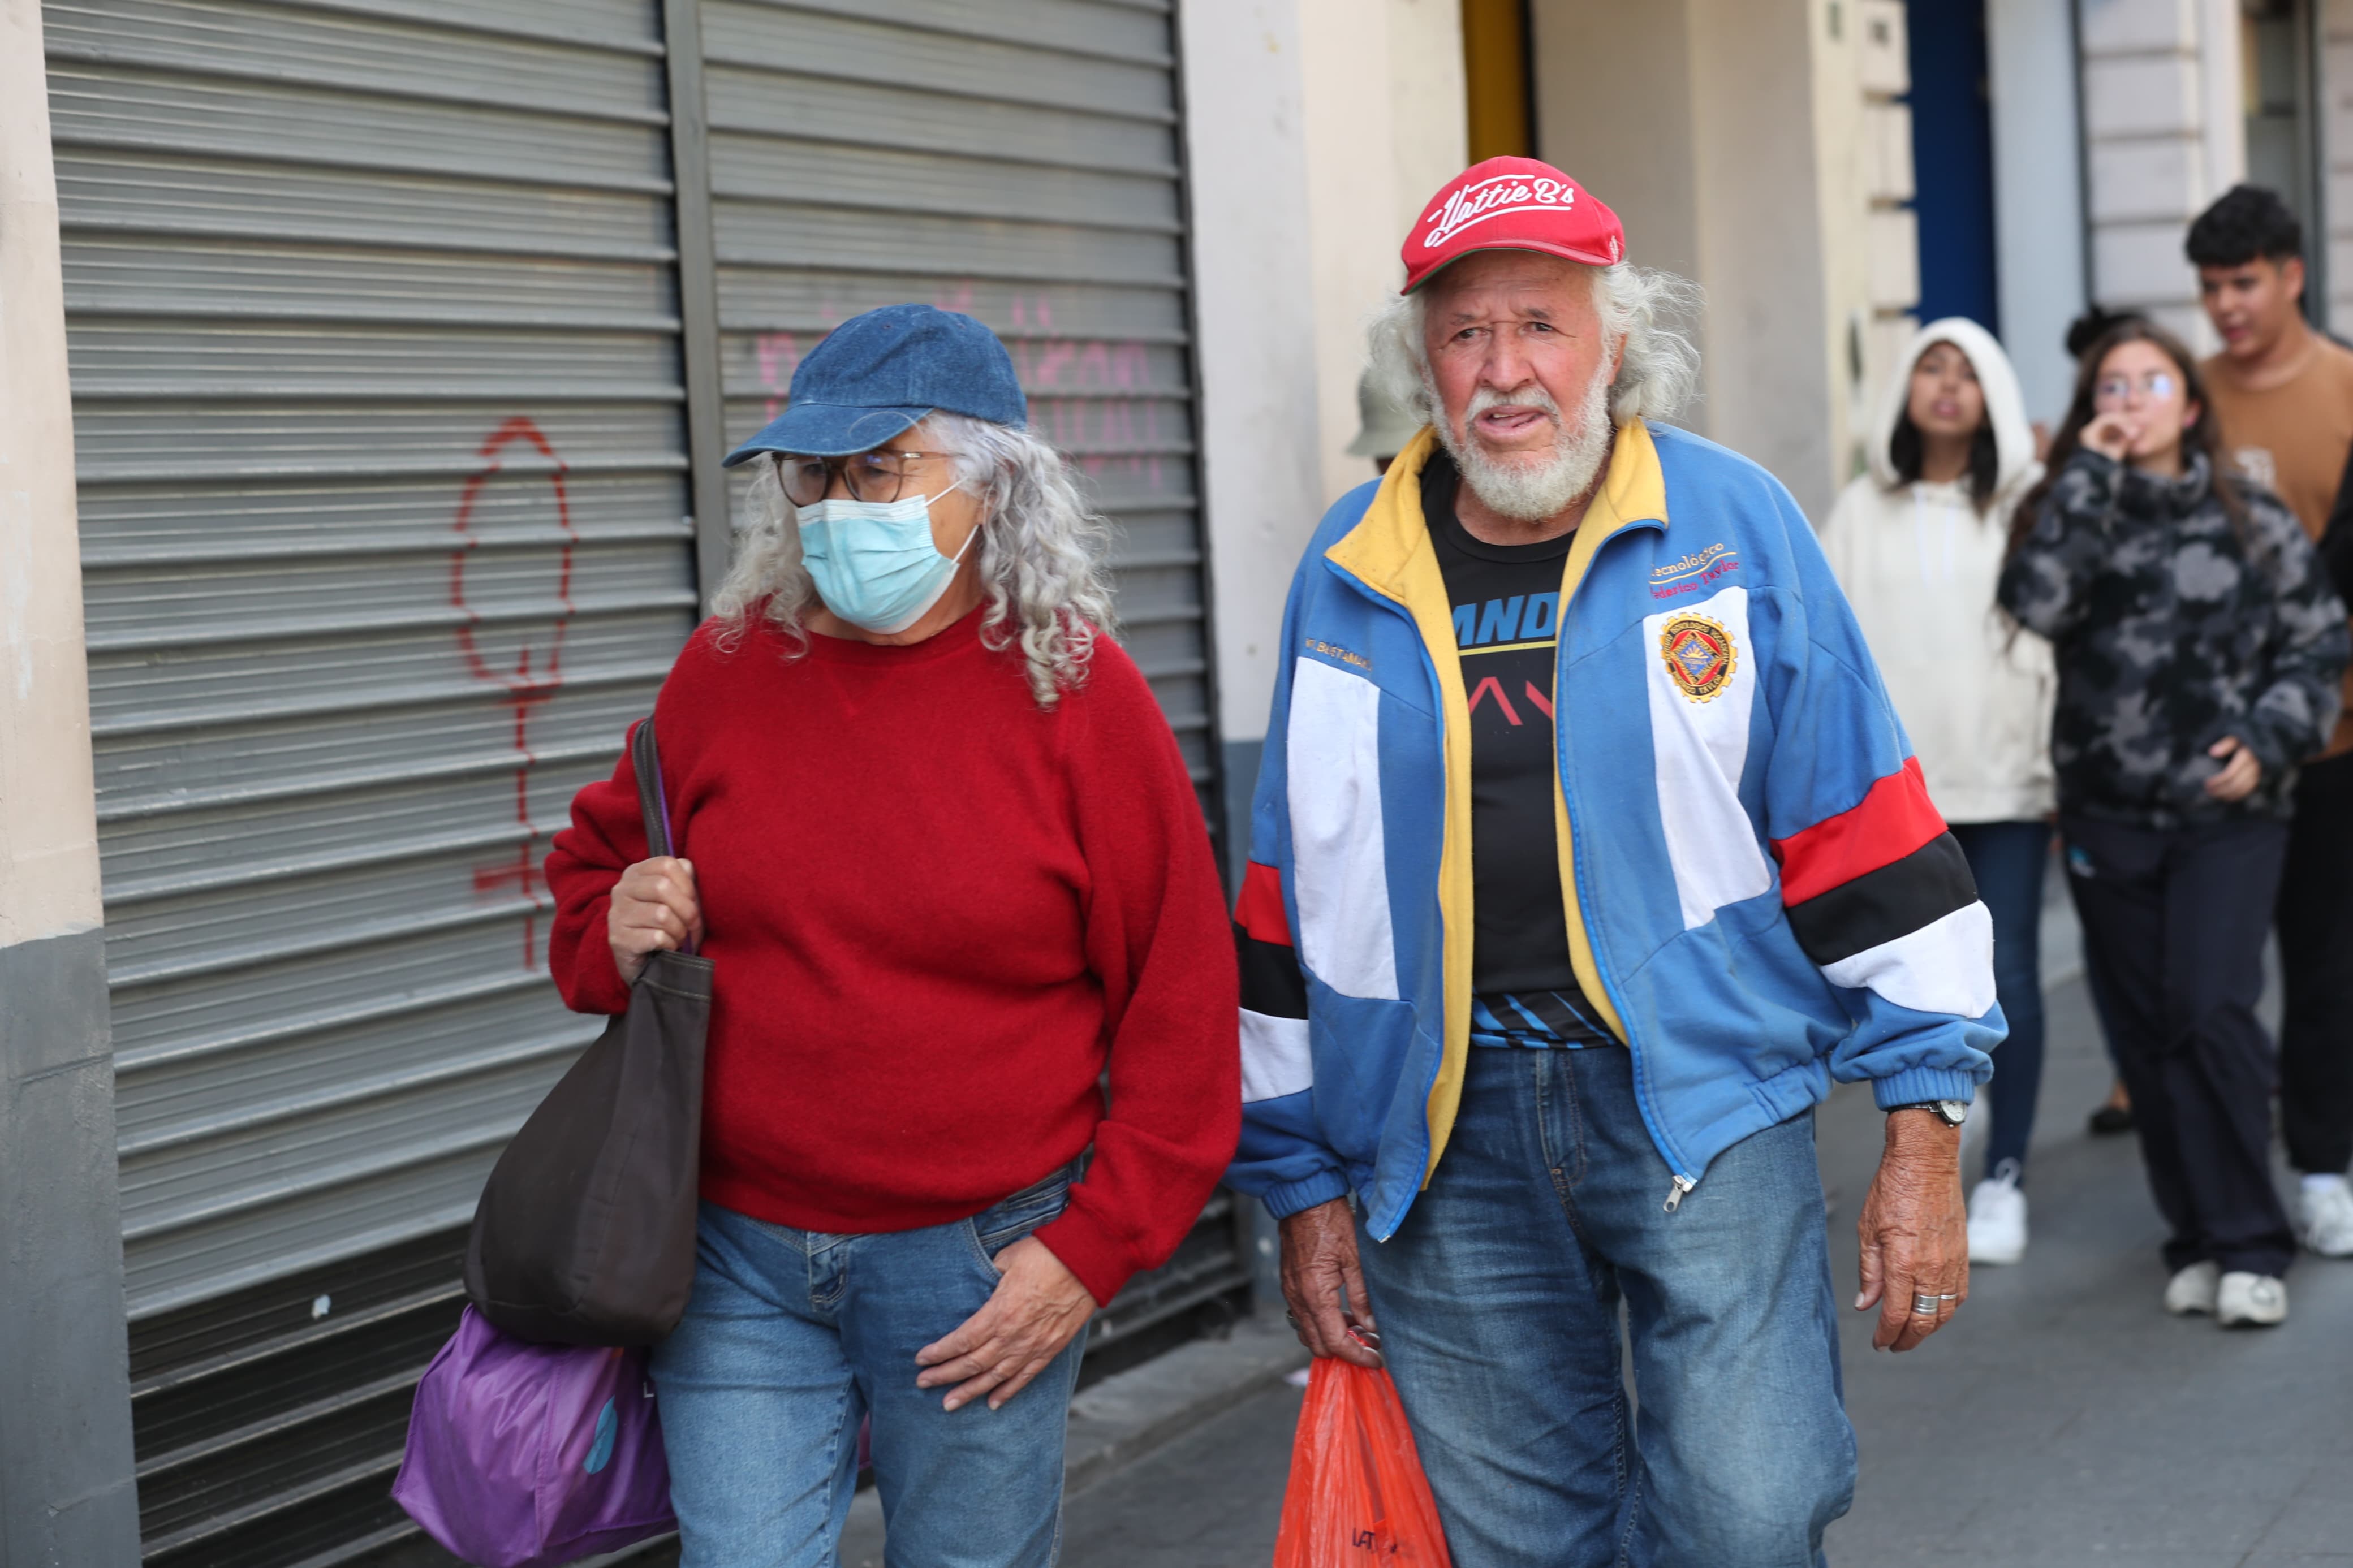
[2163, 1260, 2220, 1315]
[2216, 1271, 2288, 1328]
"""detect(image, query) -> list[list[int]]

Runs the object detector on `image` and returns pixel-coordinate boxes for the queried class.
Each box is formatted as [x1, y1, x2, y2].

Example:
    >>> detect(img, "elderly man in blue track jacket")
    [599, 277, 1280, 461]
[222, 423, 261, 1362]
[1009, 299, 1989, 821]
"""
[1226, 158, 2005, 1567]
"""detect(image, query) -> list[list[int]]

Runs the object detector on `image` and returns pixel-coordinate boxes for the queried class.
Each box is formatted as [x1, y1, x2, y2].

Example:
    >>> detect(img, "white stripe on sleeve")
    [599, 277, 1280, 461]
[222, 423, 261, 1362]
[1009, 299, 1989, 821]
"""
[1818, 901, 1997, 1018]
[1240, 1009, 1313, 1103]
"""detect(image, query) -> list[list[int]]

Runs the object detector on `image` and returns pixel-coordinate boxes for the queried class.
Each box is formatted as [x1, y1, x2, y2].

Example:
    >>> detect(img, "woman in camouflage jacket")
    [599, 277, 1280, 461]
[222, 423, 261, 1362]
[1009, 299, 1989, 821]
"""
[2000, 317, 2349, 1328]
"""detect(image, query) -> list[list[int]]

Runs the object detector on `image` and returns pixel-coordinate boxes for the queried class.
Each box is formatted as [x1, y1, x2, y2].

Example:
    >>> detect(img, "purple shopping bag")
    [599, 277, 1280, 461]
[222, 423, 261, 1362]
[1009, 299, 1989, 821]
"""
[394, 1306, 674, 1567]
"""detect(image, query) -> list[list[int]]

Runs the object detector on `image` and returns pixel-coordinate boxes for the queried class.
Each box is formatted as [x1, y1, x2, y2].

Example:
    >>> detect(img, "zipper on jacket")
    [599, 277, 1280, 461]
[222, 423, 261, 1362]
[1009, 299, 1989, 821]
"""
[1544, 515, 1699, 1203]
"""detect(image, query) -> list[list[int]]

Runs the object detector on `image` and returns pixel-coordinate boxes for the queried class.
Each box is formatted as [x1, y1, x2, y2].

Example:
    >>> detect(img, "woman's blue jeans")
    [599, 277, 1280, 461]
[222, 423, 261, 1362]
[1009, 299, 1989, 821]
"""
[649, 1169, 1085, 1568]
[1950, 819, 2051, 1181]
[1352, 1046, 1854, 1568]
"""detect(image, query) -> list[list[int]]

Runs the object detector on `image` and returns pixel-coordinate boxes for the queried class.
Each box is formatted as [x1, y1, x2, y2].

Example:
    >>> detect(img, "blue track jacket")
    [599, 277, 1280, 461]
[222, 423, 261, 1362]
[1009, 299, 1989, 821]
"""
[1229, 421, 2005, 1234]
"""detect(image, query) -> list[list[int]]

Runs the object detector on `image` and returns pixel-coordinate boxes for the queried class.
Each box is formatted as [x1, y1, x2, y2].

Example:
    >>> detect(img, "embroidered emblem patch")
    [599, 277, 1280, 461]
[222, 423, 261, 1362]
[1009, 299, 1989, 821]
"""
[1660, 615, 1736, 702]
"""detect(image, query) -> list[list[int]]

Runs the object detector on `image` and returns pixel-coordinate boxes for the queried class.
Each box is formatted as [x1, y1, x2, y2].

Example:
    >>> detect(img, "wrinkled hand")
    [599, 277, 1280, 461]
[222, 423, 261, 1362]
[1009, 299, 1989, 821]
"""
[607, 857, 702, 983]
[2204, 736, 2261, 802]
[1855, 1111, 1968, 1351]
[915, 1237, 1097, 1411]
[1278, 1199, 1383, 1368]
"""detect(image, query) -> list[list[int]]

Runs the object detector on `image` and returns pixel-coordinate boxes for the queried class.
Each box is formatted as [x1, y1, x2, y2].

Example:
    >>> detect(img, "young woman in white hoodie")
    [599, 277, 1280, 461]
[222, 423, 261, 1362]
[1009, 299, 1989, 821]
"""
[1819, 318, 2054, 1265]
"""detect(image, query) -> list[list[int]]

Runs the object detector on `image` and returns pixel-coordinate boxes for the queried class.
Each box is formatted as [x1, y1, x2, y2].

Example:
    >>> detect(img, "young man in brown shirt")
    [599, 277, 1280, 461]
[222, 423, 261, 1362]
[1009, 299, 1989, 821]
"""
[2193, 184, 2353, 1258]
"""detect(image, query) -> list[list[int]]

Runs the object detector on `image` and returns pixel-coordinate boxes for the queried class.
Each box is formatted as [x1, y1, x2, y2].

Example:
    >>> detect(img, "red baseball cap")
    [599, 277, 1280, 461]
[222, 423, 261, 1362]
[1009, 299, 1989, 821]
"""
[1400, 157, 1625, 293]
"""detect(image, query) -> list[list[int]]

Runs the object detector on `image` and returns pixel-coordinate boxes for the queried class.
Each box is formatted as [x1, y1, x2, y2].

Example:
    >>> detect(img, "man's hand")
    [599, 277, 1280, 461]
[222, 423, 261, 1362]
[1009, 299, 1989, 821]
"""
[915, 1237, 1097, 1411]
[1278, 1199, 1383, 1367]
[1855, 1110, 1968, 1352]
[2204, 735, 2262, 801]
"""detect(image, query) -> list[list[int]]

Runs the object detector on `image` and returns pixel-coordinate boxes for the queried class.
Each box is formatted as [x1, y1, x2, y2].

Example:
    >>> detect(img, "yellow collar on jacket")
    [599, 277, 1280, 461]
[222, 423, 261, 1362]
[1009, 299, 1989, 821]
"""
[1324, 417, 1669, 1184]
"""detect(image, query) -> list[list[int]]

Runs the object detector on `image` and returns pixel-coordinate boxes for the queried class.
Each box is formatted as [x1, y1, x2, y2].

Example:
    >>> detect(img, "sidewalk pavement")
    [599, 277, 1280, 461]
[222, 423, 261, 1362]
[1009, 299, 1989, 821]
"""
[1011, 968, 2353, 1567]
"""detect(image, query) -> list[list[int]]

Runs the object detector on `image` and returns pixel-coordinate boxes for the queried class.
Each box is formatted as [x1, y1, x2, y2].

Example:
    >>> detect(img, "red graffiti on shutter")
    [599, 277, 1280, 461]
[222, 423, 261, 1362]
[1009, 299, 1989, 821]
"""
[451, 416, 578, 967]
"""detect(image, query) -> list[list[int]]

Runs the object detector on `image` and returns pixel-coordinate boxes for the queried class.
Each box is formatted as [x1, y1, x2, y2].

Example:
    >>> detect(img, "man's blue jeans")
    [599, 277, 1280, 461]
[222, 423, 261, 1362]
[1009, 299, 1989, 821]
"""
[1354, 1046, 1854, 1568]
[649, 1169, 1085, 1568]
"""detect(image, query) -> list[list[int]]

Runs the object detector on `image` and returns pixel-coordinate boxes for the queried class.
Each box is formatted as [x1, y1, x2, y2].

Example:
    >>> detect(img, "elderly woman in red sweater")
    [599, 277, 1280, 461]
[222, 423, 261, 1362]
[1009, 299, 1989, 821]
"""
[543, 304, 1239, 1568]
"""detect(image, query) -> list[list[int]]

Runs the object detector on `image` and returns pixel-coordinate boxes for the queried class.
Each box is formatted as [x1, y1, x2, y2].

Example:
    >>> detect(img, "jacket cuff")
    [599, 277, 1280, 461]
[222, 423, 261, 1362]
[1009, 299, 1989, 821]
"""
[1871, 1066, 1979, 1112]
[1261, 1169, 1352, 1221]
[1029, 1209, 1134, 1311]
[563, 895, 635, 1016]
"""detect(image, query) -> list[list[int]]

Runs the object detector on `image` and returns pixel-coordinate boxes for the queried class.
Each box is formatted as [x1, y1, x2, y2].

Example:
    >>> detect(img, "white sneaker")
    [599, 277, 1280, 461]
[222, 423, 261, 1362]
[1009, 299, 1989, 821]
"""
[2217, 1271, 2289, 1327]
[1967, 1165, 2028, 1265]
[2164, 1260, 2221, 1315]
[2296, 1176, 2353, 1258]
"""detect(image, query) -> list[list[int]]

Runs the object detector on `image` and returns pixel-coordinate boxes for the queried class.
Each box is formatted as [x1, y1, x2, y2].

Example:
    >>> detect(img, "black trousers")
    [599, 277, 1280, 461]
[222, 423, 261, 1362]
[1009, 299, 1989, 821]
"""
[2276, 751, 2353, 1176]
[2062, 814, 2296, 1278]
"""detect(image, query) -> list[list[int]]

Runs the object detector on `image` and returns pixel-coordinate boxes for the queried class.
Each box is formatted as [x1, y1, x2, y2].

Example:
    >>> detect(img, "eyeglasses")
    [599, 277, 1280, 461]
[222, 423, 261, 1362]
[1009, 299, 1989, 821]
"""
[2093, 371, 2179, 405]
[775, 449, 955, 508]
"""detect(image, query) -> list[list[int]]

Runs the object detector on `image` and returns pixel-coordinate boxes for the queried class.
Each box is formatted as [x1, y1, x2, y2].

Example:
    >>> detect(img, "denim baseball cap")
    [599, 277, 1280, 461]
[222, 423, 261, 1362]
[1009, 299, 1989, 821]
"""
[721, 303, 1029, 465]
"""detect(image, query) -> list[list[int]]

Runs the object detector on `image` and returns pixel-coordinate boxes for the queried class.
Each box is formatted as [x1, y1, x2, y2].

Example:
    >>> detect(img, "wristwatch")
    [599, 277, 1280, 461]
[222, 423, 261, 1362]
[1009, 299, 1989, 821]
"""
[1891, 1099, 1970, 1127]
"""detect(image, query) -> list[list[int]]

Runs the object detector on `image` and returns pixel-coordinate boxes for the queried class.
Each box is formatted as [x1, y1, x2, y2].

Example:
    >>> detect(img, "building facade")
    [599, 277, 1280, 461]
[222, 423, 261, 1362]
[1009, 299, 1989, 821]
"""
[11, 0, 2352, 1563]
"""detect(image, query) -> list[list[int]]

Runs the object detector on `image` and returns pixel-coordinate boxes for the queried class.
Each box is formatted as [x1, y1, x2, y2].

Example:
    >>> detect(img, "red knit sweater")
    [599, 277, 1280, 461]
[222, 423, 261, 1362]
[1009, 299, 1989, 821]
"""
[543, 608, 1239, 1307]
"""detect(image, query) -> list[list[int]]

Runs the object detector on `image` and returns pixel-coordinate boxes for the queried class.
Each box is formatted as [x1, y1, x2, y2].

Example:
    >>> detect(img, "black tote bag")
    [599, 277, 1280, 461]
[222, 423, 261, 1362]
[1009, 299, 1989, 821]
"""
[464, 716, 711, 1346]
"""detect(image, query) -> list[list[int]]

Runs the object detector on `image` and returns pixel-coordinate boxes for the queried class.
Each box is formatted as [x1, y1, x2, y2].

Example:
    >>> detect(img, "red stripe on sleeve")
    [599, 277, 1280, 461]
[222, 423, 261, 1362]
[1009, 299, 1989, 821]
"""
[1234, 859, 1293, 947]
[1770, 758, 1949, 906]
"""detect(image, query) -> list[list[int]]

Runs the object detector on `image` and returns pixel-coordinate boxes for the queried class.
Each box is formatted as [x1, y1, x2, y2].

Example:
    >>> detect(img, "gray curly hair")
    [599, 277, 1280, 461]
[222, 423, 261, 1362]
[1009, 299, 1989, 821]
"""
[712, 413, 1118, 707]
[1365, 261, 1703, 428]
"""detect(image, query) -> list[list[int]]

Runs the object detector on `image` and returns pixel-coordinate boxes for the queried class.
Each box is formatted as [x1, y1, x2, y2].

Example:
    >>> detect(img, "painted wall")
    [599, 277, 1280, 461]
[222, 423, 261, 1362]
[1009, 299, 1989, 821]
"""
[1988, 0, 2090, 425]
[2078, 0, 2246, 348]
[2322, 0, 2353, 327]
[1532, 0, 1847, 518]
[0, 0, 143, 1555]
[1298, 0, 1469, 508]
[1180, 0, 1329, 857]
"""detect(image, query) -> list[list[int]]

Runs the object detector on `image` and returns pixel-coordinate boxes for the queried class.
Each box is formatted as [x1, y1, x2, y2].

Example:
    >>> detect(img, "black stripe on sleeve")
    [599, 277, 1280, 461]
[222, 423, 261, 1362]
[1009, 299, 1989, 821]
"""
[1238, 926, 1309, 1020]
[1784, 831, 1979, 966]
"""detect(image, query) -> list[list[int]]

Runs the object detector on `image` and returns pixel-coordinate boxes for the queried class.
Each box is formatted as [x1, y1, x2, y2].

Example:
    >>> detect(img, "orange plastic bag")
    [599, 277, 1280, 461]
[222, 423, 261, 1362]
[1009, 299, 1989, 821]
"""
[1272, 1357, 1453, 1567]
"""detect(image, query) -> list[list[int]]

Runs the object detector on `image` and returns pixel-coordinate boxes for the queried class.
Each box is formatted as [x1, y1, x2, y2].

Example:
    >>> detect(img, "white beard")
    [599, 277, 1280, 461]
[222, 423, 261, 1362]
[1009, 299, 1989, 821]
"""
[1434, 356, 1617, 522]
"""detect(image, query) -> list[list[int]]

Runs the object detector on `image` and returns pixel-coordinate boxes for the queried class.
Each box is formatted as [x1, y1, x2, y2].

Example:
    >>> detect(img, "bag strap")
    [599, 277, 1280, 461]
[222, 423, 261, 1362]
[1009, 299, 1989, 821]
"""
[631, 716, 671, 857]
[628, 716, 695, 958]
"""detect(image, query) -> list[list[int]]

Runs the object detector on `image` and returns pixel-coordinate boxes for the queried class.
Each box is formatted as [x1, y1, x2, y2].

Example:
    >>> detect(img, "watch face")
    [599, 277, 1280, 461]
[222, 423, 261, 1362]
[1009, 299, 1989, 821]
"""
[1938, 1100, 1970, 1126]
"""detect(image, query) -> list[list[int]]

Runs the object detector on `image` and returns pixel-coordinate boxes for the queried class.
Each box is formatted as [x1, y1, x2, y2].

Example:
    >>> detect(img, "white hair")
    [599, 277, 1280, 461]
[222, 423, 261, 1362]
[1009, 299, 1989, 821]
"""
[1365, 261, 1703, 431]
[712, 413, 1118, 707]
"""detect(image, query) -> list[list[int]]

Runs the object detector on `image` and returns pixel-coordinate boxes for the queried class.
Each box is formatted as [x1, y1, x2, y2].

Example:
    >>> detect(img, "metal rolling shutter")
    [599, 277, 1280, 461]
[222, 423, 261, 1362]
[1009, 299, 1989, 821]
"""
[689, 0, 1246, 1353]
[43, 0, 700, 1560]
[695, 0, 1222, 809]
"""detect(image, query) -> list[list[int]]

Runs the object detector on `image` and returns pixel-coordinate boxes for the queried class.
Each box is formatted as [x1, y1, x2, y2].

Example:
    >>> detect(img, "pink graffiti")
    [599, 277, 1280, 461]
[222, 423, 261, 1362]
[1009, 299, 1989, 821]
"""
[753, 288, 1171, 494]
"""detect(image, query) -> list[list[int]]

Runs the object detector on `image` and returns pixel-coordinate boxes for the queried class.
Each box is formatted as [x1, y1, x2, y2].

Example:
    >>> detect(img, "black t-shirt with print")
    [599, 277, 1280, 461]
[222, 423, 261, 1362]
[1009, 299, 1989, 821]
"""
[1423, 453, 1613, 1047]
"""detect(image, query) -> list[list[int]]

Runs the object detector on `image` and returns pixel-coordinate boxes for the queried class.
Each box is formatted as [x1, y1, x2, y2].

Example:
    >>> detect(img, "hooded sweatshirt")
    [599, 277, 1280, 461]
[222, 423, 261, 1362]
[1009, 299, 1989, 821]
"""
[1817, 317, 2054, 823]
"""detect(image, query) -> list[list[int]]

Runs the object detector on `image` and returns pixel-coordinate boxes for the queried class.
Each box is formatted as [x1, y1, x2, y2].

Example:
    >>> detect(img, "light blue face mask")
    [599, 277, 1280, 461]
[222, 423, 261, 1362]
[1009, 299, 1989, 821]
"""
[796, 488, 977, 634]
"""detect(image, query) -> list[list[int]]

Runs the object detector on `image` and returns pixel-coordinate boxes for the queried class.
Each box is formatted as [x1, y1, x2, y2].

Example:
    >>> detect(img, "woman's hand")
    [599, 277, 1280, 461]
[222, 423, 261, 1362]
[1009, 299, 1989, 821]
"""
[2205, 736, 2262, 801]
[606, 856, 702, 983]
[915, 1237, 1097, 1411]
[2082, 411, 2137, 463]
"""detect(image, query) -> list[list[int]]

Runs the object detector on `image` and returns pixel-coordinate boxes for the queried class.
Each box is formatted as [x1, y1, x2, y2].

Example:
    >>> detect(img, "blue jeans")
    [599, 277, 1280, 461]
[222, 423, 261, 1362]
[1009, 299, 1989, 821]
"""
[1950, 820, 2050, 1180]
[1353, 1047, 1853, 1568]
[650, 1169, 1086, 1568]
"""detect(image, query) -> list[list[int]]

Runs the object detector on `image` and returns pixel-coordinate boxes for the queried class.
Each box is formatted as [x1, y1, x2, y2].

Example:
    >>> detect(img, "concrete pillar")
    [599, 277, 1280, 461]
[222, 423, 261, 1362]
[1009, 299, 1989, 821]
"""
[1297, 0, 1468, 509]
[1531, 0, 1843, 518]
[1178, 0, 1330, 869]
[2320, 0, 2353, 327]
[0, 1, 144, 1561]
[1988, 0, 2091, 425]
[2078, 0, 2246, 347]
